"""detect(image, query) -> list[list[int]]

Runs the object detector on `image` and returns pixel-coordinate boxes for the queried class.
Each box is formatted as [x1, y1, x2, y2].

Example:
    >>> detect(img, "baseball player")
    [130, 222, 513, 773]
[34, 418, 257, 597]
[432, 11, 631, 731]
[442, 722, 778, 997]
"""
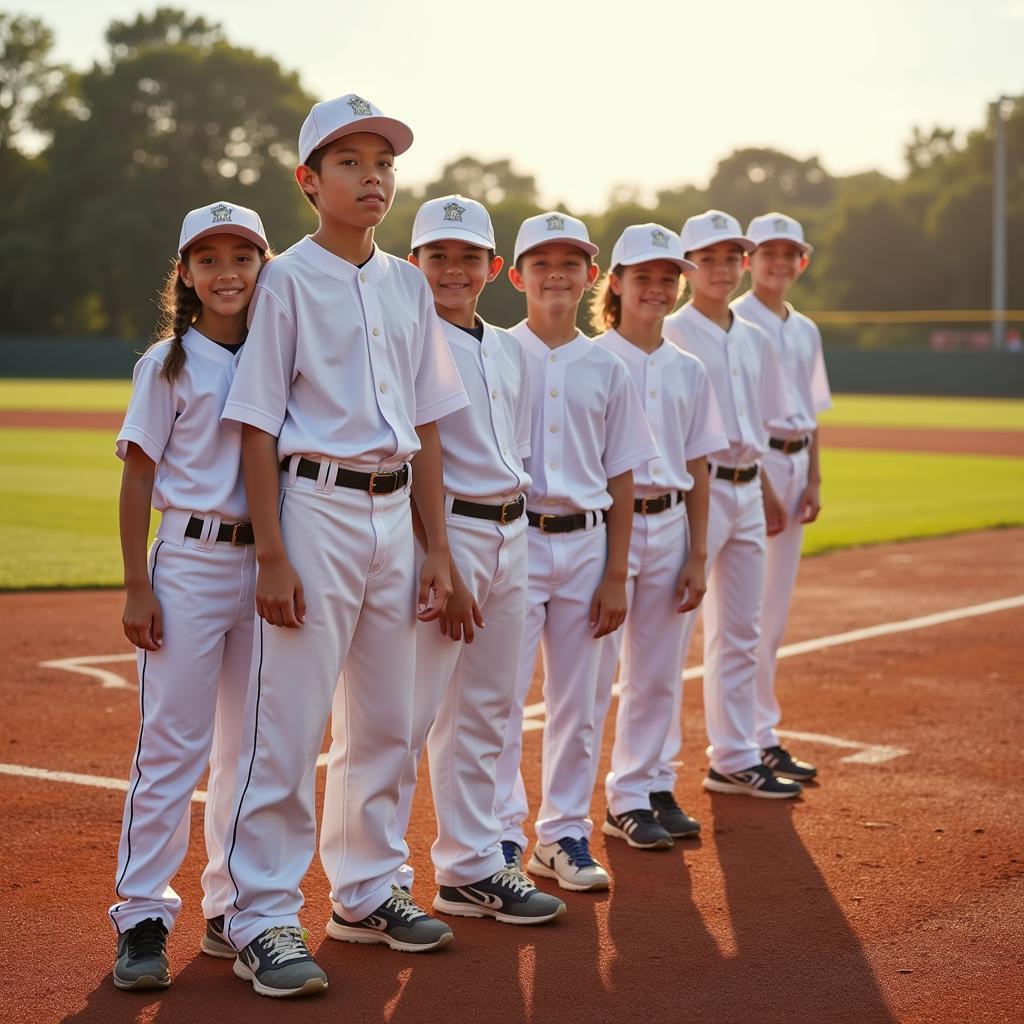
[589, 225, 727, 849]
[660, 210, 803, 800]
[110, 201, 270, 990]
[492, 212, 658, 891]
[220, 95, 469, 998]
[392, 194, 565, 926]
[733, 213, 831, 781]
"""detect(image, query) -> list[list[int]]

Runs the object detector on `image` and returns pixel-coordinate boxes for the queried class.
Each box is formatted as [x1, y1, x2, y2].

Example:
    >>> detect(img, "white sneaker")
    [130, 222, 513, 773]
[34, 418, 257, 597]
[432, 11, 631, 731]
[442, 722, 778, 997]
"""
[527, 837, 610, 892]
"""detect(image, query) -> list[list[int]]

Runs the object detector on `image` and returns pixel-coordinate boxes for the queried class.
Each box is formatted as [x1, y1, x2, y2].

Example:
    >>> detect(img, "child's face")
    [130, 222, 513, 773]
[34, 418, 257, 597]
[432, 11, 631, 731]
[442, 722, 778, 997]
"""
[410, 240, 503, 317]
[180, 235, 263, 318]
[509, 243, 599, 314]
[683, 242, 746, 304]
[299, 132, 396, 228]
[748, 240, 808, 295]
[612, 260, 682, 327]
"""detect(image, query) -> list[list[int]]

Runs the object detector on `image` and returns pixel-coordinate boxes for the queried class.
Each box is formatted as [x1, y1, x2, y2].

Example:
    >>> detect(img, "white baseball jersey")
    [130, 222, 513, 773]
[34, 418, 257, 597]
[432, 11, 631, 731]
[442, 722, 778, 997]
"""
[732, 291, 832, 437]
[437, 319, 532, 500]
[223, 237, 468, 465]
[117, 328, 248, 520]
[510, 321, 659, 513]
[594, 329, 728, 493]
[663, 304, 792, 466]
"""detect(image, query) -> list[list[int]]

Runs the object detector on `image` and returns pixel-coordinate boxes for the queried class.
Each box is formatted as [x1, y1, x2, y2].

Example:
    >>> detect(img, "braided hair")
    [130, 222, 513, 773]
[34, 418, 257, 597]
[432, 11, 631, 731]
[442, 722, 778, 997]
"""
[150, 257, 203, 383]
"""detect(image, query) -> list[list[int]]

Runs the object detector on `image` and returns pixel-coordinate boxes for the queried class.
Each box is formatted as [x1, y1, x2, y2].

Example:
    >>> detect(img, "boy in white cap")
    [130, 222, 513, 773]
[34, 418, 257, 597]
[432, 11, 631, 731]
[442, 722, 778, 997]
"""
[392, 194, 565, 927]
[661, 210, 802, 800]
[733, 213, 831, 782]
[221, 95, 469, 997]
[493, 212, 658, 891]
[589, 225, 727, 849]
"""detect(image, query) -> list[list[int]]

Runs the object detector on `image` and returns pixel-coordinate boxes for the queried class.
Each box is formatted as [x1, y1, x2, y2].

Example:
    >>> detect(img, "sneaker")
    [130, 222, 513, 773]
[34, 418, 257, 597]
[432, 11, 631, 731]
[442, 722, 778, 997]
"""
[501, 840, 523, 868]
[433, 864, 567, 925]
[650, 791, 702, 838]
[761, 744, 818, 781]
[601, 808, 674, 850]
[702, 764, 803, 799]
[112, 917, 170, 990]
[233, 926, 328, 998]
[527, 837, 610, 892]
[325, 885, 454, 953]
[200, 914, 235, 959]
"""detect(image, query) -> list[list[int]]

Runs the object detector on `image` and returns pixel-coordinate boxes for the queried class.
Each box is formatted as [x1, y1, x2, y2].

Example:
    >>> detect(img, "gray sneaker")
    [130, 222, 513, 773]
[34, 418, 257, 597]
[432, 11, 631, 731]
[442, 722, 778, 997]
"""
[433, 864, 567, 925]
[113, 917, 171, 990]
[200, 915, 235, 959]
[326, 885, 454, 952]
[233, 926, 328, 998]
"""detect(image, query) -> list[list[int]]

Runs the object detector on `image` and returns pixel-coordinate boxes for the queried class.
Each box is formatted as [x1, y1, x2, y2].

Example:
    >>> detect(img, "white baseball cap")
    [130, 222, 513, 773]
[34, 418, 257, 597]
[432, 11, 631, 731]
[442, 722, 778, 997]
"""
[298, 93, 413, 165]
[610, 223, 696, 273]
[411, 194, 495, 251]
[679, 209, 755, 256]
[746, 212, 814, 254]
[178, 201, 269, 256]
[513, 211, 600, 263]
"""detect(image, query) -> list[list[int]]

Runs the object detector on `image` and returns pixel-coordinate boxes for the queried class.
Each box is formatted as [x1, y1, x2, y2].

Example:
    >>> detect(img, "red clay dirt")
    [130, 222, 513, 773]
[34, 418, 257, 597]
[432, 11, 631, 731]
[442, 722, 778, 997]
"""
[2, 529, 1023, 1024]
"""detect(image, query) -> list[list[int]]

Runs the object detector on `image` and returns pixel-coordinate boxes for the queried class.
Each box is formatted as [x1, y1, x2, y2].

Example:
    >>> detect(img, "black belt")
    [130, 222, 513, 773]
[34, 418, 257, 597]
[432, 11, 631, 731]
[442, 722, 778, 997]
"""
[527, 509, 606, 534]
[769, 436, 810, 454]
[185, 516, 254, 545]
[286, 458, 409, 495]
[710, 463, 759, 484]
[451, 495, 525, 524]
[634, 491, 684, 514]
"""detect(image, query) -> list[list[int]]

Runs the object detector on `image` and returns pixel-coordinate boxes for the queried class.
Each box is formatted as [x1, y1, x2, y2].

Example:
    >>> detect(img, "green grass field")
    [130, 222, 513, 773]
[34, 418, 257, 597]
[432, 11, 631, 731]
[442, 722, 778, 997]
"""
[0, 382, 1022, 588]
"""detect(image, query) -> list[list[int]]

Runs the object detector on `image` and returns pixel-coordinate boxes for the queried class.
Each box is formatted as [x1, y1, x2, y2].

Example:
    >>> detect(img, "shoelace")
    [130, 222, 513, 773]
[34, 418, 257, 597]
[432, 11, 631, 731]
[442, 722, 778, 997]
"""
[385, 886, 427, 922]
[558, 836, 598, 868]
[257, 926, 310, 966]
[501, 840, 522, 865]
[125, 917, 167, 958]
[490, 864, 533, 896]
[649, 791, 680, 813]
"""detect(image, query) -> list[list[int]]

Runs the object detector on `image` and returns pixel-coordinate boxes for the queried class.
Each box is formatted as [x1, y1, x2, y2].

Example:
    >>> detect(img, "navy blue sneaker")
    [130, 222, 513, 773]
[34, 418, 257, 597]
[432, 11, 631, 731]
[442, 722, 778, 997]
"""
[650, 791, 702, 837]
[601, 808, 674, 849]
[761, 745, 818, 781]
[200, 914, 235, 958]
[325, 885, 453, 952]
[703, 764, 802, 799]
[113, 917, 170, 990]
[527, 836, 610, 891]
[433, 864, 566, 925]
[233, 926, 327, 998]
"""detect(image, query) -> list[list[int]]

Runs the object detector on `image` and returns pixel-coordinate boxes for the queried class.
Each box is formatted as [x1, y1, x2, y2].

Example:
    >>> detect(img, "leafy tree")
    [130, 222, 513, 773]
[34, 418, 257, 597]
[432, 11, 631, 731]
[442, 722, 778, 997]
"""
[0, 12, 66, 152]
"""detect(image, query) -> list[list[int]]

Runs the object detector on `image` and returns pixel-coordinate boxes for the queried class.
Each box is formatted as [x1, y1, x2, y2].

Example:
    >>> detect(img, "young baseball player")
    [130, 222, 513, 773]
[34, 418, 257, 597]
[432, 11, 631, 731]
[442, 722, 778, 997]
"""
[589, 225, 728, 849]
[733, 213, 831, 781]
[391, 194, 565, 926]
[492, 212, 658, 891]
[220, 95, 469, 998]
[109, 201, 270, 990]
[660, 210, 803, 800]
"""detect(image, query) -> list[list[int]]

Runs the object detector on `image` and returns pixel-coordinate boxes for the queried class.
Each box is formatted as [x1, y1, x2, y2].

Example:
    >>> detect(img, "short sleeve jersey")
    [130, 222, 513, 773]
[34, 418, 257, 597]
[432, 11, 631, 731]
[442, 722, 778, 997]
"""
[222, 238, 468, 470]
[436, 319, 532, 500]
[663, 303, 792, 467]
[732, 291, 832, 436]
[595, 329, 728, 495]
[510, 321, 659, 515]
[116, 328, 248, 519]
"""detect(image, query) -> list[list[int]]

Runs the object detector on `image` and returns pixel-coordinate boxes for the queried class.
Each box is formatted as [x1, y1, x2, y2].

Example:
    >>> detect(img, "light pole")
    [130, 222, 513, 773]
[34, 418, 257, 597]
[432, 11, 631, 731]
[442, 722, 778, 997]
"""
[991, 96, 1009, 351]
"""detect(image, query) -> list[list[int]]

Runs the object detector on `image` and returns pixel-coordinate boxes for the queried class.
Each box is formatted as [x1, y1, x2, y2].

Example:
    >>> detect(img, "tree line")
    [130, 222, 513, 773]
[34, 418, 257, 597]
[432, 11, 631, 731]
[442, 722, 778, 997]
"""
[2, 8, 1021, 341]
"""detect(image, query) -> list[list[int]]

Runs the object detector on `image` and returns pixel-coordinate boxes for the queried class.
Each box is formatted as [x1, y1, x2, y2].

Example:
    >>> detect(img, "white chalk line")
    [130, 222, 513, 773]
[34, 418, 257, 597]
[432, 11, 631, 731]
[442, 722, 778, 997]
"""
[13, 593, 1022, 796]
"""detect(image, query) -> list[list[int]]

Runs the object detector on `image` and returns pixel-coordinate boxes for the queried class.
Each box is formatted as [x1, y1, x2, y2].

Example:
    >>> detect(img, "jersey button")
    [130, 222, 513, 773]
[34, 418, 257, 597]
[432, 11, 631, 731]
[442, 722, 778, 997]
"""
[549, 425, 559, 433]
[549, 354, 556, 362]
[372, 327, 380, 337]
[650, 389, 657, 398]
[360, 272, 367, 283]
[491, 389, 498, 399]
[549, 389, 558, 398]
[379, 382, 389, 394]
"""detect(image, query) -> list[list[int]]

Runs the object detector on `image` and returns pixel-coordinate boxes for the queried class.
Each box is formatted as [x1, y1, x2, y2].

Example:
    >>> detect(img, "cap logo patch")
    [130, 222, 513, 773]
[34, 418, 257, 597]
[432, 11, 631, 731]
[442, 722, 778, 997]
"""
[210, 203, 233, 223]
[650, 229, 670, 249]
[443, 201, 466, 223]
[710, 214, 728, 230]
[773, 218, 789, 232]
[347, 95, 373, 117]
[546, 215, 566, 231]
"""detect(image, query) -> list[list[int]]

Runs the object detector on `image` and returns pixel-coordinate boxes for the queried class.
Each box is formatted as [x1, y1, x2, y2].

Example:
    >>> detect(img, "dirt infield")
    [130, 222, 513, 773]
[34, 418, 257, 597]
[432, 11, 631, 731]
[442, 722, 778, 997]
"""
[2, 528, 1022, 1023]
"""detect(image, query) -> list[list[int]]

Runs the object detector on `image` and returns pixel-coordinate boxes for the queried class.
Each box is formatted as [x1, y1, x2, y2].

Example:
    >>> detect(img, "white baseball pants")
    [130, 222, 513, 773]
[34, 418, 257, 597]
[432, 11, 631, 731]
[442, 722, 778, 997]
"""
[494, 521, 609, 849]
[223, 467, 417, 952]
[109, 512, 255, 934]
[395, 509, 528, 891]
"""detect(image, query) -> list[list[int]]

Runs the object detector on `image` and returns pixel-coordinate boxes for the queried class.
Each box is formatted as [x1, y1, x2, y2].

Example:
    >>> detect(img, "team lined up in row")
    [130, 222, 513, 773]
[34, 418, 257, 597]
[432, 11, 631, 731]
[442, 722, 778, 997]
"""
[109, 93, 830, 999]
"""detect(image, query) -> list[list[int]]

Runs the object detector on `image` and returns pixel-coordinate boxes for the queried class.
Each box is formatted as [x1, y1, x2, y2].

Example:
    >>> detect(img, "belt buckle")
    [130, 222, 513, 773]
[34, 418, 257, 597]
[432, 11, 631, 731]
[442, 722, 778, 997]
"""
[230, 521, 248, 546]
[500, 498, 521, 524]
[640, 496, 656, 514]
[369, 471, 393, 495]
[538, 513, 553, 532]
[732, 466, 742, 484]
[786, 439, 799, 454]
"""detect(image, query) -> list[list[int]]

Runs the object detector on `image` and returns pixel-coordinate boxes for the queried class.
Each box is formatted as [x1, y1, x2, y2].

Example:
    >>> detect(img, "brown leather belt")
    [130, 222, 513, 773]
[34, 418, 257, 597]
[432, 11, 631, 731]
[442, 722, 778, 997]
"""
[185, 516, 254, 545]
[527, 509, 606, 533]
[286, 457, 409, 495]
[452, 495, 526, 524]
[769, 436, 810, 454]
[709, 463, 759, 484]
[634, 491, 684, 514]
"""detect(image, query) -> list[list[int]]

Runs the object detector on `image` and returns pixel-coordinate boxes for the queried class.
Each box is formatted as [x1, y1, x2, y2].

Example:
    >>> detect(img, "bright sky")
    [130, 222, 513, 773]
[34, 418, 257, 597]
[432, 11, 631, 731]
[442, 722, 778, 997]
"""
[22, 0, 1024, 210]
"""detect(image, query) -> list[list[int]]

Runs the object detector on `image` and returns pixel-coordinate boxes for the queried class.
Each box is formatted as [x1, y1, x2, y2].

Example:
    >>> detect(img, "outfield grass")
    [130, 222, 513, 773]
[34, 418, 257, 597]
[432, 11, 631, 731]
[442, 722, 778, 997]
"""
[819, 395, 1024, 431]
[0, 378, 132, 412]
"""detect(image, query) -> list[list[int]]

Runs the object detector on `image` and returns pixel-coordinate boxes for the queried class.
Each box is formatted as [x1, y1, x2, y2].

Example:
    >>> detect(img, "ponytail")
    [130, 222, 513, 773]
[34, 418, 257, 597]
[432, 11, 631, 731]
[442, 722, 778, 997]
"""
[588, 265, 623, 334]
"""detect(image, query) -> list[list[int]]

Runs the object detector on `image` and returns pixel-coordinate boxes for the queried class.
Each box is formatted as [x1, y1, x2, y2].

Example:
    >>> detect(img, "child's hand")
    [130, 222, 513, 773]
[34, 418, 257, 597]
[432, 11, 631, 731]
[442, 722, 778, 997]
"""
[123, 584, 163, 651]
[798, 481, 822, 523]
[418, 550, 452, 622]
[675, 556, 707, 613]
[257, 554, 306, 628]
[440, 573, 484, 642]
[589, 574, 627, 639]
[763, 486, 788, 537]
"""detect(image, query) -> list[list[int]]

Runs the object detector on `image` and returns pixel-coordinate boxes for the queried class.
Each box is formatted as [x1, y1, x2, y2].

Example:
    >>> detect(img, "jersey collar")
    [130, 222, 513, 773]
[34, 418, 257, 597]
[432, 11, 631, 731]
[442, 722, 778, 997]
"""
[599, 328, 669, 366]
[513, 320, 592, 365]
[294, 235, 387, 284]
